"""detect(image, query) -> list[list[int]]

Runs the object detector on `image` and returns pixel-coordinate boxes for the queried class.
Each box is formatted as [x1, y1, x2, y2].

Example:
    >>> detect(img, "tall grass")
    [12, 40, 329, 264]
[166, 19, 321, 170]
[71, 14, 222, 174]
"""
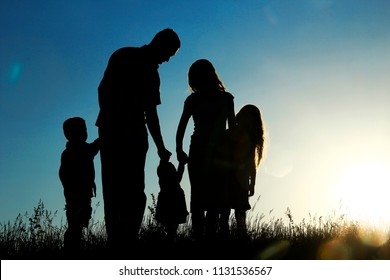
[0, 200, 106, 259]
[1, 198, 390, 259]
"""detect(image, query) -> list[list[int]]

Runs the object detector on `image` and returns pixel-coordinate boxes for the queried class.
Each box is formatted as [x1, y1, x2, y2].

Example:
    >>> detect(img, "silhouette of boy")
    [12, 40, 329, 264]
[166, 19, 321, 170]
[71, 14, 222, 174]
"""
[59, 117, 100, 252]
[156, 160, 188, 241]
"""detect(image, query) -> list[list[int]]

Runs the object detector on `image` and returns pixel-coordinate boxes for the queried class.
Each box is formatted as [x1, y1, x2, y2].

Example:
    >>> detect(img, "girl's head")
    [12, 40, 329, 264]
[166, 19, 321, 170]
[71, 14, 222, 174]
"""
[188, 59, 226, 93]
[236, 104, 265, 168]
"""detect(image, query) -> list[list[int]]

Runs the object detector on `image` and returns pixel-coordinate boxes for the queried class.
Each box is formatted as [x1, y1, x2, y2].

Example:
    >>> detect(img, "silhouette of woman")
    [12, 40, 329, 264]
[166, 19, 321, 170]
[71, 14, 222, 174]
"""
[176, 59, 235, 240]
[226, 104, 265, 236]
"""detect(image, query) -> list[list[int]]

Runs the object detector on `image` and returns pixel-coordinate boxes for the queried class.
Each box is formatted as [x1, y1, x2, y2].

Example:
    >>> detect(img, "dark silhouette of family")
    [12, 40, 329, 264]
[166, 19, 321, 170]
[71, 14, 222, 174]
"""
[59, 28, 266, 256]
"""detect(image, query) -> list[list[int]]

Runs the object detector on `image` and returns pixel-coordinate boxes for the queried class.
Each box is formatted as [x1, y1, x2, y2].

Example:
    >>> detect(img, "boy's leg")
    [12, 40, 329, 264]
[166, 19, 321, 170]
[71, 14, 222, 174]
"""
[64, 207, 83, 254]
[81, 200, 93, 228]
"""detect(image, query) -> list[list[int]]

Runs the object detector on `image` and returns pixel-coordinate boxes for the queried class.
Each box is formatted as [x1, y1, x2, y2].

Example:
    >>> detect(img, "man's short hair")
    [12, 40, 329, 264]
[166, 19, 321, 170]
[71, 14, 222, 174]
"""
[150, 28, 181, 51]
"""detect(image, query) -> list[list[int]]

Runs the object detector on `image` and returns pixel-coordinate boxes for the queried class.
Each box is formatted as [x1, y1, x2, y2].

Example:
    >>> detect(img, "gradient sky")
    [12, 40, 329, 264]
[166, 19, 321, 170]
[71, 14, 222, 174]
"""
[1, 0, 390, 228]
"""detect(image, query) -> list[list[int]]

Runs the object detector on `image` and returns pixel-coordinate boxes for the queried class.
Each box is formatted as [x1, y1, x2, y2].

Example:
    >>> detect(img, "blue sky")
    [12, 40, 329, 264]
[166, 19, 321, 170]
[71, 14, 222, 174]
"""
[1, 0, 390, 227]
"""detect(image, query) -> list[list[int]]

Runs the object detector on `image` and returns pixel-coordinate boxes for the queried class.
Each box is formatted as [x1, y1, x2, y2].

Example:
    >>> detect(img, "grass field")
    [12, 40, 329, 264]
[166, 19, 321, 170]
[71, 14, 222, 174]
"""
[1, 199, 390, 260]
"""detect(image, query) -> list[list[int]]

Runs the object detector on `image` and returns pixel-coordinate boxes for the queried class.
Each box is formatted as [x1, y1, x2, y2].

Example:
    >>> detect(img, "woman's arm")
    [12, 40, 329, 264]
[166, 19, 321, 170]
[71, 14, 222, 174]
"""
[227, 96, 236, 130]
[176, 103, 191, 163]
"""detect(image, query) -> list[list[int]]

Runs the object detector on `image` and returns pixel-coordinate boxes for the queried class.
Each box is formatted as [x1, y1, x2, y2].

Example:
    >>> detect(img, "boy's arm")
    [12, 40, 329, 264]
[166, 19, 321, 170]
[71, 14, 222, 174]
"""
[90, 138, 100, 156]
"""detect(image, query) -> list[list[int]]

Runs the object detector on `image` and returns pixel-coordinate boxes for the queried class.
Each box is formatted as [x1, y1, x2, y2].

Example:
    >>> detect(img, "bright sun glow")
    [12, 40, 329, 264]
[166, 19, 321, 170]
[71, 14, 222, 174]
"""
[334, 160, 390, 228]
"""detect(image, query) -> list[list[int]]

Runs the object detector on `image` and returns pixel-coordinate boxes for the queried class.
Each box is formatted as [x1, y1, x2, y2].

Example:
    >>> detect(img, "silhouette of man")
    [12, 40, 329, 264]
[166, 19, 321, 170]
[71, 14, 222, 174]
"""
[96, 28, 180, 251]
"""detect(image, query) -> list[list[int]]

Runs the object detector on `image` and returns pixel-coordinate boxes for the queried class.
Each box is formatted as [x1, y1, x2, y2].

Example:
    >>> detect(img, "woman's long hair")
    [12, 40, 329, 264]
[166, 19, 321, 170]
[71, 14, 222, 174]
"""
[236, 104, 265, 169]
[188, 59, 226, 92]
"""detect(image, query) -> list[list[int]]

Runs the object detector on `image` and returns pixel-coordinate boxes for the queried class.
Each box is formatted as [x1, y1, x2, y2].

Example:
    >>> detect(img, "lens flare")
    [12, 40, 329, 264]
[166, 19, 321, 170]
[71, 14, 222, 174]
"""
[9, 62, 22, 83]
[317, 239, 352, 259]
[257, 240, 290, 259]
[357, 226, 389, 247]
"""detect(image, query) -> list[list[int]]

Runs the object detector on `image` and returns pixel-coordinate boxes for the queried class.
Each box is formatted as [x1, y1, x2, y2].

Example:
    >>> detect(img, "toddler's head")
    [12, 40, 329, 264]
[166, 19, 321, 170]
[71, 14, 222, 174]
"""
[157, 161, 179, 189]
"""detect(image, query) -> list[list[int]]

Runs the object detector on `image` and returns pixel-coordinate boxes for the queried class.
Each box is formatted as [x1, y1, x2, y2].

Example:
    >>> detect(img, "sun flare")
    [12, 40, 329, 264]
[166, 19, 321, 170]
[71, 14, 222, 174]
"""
[334, 160, 390, 227]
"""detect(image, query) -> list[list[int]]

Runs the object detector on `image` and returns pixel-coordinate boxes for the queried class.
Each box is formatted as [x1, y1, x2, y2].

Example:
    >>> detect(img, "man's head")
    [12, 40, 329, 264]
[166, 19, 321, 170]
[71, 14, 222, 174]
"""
[149, 28, 180, 64]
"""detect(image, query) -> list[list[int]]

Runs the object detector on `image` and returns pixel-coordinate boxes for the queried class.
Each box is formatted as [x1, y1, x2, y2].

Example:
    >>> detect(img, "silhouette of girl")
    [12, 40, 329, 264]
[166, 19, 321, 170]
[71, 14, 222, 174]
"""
[176, 59, 236, 240]
[227, 104, 265, 236]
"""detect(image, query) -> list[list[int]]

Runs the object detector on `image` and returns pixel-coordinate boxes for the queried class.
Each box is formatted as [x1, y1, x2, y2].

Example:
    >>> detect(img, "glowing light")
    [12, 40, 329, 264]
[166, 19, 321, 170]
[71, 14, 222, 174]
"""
[334, 160, 390, 227]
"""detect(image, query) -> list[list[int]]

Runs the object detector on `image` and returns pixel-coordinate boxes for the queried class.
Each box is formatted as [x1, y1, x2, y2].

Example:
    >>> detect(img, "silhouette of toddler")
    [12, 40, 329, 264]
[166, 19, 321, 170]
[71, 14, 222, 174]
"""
[155, 160, 188, 241]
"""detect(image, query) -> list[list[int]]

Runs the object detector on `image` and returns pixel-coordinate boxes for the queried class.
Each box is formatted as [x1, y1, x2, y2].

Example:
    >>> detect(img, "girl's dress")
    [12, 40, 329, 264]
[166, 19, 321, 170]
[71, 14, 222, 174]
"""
[184, 90, 234, 212]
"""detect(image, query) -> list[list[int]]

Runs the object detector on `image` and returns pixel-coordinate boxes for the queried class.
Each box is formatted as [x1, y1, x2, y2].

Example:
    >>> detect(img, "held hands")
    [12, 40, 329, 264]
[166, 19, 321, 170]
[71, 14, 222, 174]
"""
[176, 150, 189, 164]
[158, 147, 172, 162]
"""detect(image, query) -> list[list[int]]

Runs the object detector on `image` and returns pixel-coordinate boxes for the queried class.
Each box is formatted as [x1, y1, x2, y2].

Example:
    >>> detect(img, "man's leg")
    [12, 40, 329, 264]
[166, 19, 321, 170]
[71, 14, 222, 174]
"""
[100, 126, 149, 252]
[120, 138, 148, 247]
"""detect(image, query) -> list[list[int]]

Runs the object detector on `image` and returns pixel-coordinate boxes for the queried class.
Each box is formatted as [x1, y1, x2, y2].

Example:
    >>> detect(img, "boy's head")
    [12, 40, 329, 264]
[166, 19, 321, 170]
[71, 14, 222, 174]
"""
[63, 117, 87, 143]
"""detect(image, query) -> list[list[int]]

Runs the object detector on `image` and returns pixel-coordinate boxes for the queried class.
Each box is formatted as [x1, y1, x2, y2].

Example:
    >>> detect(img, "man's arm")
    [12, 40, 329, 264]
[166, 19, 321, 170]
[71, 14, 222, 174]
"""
[145, 105, 171, 161]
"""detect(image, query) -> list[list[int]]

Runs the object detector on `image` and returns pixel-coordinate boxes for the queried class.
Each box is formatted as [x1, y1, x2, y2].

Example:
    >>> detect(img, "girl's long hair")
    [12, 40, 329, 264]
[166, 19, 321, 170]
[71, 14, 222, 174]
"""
[188, 59, 226, 92]
[236, 104, 265, 169]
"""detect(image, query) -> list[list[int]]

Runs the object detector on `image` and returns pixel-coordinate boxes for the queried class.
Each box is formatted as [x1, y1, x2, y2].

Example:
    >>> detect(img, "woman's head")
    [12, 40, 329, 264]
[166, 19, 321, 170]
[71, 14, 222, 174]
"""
[188, 59, 226, 92]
